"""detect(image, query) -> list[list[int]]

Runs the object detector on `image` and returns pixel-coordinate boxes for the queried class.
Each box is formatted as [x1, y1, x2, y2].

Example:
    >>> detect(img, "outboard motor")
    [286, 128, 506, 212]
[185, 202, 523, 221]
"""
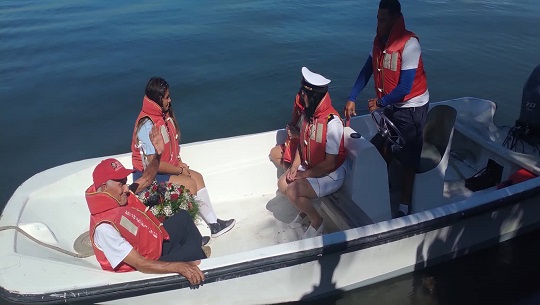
[518, 64, 540, 136]
[503, 64, 540, 154]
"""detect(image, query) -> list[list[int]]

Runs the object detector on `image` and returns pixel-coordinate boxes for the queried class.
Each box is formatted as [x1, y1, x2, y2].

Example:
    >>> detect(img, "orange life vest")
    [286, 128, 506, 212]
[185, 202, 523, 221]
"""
[85, 185, 169, 272]
[131, 96, 180, 171]
[372, 15, 427, 102]
[299, 93, 347, 170]
[283, 94, 305, 163]
[497, 169, 537, 189]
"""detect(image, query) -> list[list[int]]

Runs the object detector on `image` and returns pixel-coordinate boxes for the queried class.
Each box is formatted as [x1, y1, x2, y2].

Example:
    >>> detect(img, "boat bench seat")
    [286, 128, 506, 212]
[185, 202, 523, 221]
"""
[319, 190, 374, 230]
[411, 105, 457, 213]
[317, 126, 389, 229]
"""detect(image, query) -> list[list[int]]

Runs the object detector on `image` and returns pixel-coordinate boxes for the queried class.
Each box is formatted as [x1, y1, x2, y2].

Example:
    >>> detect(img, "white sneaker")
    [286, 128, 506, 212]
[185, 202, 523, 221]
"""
[289, 213, 308, 229]
[301, 223, 324, 239]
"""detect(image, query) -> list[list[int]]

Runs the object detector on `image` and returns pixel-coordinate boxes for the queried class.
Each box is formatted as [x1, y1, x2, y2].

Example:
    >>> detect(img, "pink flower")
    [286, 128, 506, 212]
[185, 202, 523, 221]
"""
[152, 184, 158, 191]
[171, 193, 179, 201]
[144, 192, 150, 198]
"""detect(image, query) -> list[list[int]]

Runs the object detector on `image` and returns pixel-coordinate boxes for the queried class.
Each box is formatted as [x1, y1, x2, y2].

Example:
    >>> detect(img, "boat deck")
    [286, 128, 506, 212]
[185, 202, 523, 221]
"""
[198, 151, 490, 259]
[195, 192, 308, 257]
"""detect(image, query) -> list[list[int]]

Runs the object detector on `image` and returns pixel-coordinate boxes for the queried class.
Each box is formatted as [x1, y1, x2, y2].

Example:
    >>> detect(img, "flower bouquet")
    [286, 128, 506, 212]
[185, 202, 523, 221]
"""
[137, 181, 200, 221]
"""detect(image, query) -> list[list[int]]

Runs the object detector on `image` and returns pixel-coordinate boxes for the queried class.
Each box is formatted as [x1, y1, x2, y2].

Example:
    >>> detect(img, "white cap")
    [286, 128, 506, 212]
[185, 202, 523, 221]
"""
[301, 67, 331, 87]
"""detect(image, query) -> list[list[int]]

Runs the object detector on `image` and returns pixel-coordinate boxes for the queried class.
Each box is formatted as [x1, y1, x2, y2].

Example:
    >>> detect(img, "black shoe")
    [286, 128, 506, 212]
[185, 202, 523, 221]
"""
[201, 236, 211, 246]
[209, 218, 236, 238]
[465, 159, 503, 191]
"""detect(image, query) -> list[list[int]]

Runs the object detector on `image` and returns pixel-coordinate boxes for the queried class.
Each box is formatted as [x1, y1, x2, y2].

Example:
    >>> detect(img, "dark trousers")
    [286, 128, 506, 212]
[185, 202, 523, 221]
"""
[372, 103, 428, 170]
[160, 210, 206, 262]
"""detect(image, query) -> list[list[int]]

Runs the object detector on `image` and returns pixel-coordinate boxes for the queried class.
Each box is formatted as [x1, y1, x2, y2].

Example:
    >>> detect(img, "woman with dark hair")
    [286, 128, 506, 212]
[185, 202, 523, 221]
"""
[278, 67, 347, 239]
[131, 77, 235, 238]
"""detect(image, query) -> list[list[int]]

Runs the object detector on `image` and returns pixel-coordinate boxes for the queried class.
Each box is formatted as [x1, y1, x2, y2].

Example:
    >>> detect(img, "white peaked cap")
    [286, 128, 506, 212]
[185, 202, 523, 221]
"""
[301, 67, 331, 87]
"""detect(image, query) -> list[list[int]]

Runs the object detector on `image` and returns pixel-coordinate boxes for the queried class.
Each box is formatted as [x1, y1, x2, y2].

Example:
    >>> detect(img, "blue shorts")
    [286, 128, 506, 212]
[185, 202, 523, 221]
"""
[133, 171, 171, 183]
[372, 103, 428, 169]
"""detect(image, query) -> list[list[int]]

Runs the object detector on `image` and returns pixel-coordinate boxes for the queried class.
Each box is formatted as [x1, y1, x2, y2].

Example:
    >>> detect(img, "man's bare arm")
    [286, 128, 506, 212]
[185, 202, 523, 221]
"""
[123, 249, 204, 285]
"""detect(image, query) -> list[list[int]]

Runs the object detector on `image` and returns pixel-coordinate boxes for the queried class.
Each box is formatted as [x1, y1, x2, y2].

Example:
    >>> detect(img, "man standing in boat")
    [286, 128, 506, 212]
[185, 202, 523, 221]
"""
[278, 67, 347, 239]
[344, 0, 429, 216]
[85, 126, 205, 286]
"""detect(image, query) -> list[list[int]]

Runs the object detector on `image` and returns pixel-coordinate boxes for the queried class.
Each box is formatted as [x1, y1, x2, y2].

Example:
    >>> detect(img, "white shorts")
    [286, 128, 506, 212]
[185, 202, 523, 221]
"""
[299, 161, 347, 198]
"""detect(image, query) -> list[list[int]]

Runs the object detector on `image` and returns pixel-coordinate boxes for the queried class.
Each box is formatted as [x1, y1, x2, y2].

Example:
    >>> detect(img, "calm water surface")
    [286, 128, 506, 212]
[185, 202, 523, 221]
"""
[1, 1, 540, 304]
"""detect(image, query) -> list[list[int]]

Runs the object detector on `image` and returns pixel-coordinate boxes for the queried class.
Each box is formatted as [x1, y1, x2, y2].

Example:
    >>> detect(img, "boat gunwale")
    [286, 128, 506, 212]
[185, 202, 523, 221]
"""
[2, 179, 539, 305]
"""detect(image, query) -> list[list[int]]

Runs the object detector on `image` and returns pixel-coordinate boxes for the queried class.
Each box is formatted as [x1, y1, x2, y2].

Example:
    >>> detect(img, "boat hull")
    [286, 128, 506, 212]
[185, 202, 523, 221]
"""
[1, 97, 540, 304]
[2, 181, 539, 304]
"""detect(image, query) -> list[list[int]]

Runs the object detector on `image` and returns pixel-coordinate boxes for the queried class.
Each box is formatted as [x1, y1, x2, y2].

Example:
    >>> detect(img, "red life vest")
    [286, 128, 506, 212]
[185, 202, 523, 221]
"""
[372, 15, 428, 102]
[85, 185, 170, 272]
[283, 94, 305, 163]
[299, 93, 347, 170]
[497, 169, 537, 189]
[131, 96, 180, 172]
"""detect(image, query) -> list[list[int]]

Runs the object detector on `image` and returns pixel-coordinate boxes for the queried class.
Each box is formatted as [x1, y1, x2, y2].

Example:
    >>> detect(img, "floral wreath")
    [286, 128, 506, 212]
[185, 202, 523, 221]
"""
[136, 180, 200, 221]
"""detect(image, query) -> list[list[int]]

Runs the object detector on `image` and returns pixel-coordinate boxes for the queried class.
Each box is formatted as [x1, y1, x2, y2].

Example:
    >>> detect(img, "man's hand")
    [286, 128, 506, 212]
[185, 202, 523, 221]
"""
[295, 170, 307, 179]
[286, 167, 298, 183]
[344, 100, 356, 120]
[174, 261, 205, 286]
[368, 98, 379, 113]
[149, 125, 164, 155]
[123, 250, 205, 286]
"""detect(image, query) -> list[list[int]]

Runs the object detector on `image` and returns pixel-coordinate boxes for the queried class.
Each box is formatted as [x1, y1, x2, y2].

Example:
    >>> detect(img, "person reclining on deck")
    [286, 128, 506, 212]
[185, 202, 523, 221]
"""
[85, 126, 205, 286]
[278, 67, 348, 239]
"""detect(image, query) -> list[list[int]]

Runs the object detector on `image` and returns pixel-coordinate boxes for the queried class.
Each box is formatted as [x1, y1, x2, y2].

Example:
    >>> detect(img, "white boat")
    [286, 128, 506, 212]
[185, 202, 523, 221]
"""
[1, 96, 540, 305]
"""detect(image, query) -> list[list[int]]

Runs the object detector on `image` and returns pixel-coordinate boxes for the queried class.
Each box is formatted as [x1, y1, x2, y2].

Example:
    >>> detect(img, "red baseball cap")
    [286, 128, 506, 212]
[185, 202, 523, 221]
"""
[92, 158, 135, 187]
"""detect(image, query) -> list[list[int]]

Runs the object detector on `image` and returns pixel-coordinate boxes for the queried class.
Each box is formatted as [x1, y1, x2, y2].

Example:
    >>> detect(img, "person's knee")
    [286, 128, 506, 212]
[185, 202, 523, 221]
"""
[269, 146, 284, 166]
[278, 175, 287, 192]
[164, 209, 193, 232]
[170, 176, 197, 195]
[269, 145, 281, 158]
[286, 180, 307, 201]
[175, 209, 191, 221]
[189, 170, 204, 184]
[285, 183, 297, 201]
[186, 181, 197, 194]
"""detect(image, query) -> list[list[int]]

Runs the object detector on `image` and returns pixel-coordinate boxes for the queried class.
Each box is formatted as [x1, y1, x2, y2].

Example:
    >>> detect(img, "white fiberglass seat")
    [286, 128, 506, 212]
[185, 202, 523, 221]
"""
[341, 127, 391, 222]
[411, 105, 457, 213]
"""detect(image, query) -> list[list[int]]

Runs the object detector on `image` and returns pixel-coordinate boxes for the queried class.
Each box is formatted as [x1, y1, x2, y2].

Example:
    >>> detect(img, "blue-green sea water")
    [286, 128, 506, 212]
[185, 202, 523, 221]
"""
[1, 1, 540, 304]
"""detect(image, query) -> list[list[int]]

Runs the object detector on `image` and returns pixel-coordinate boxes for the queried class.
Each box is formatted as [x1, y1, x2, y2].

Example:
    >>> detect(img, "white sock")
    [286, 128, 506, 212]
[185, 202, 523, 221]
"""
[399, 204, 410, 214]
[196, 187, 218, 224]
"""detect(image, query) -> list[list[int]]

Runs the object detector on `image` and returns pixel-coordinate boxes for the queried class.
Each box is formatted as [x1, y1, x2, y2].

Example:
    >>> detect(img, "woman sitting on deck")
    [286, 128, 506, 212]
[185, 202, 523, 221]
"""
[278, 67, 347, 239]
[131, 77, 235, 238]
